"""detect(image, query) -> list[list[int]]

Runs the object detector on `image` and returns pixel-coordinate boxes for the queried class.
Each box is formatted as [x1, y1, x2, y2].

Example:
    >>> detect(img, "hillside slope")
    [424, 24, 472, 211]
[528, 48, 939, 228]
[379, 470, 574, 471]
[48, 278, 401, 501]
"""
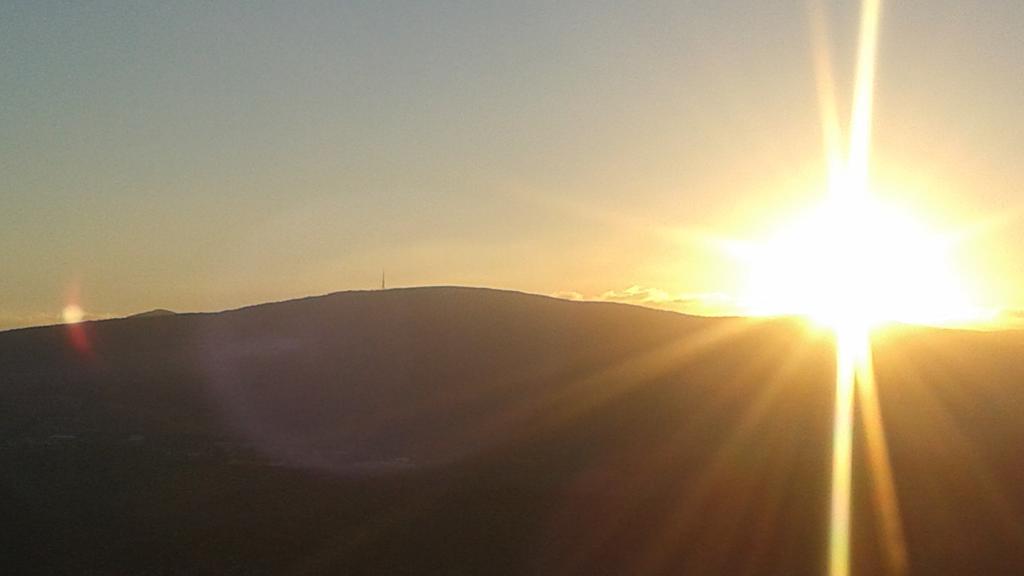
[2, 287, 1023, 575]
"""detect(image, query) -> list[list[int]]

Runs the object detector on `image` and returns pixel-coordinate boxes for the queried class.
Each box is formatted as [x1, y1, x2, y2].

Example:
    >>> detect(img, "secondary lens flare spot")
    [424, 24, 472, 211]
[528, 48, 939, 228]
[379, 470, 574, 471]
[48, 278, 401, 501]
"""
[62, 304, 85, 324]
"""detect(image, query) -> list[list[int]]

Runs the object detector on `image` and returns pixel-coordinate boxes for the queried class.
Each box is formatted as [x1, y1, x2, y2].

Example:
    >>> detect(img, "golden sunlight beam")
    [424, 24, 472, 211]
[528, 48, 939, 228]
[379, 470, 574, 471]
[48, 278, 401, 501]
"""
[809, 1, 844, 194]
[822, 2, 907, 576]
[829, 323, 859, 576]
[827, 0, 883, 574]
[854, 337, 908, 575]
[847, 0, 881, 199]
[746, 7, 994, 569]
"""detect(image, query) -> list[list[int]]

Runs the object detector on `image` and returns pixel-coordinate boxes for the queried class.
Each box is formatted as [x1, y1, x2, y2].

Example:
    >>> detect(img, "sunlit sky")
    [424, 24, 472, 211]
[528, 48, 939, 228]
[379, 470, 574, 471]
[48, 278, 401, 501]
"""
[4, 0, 1024, 328]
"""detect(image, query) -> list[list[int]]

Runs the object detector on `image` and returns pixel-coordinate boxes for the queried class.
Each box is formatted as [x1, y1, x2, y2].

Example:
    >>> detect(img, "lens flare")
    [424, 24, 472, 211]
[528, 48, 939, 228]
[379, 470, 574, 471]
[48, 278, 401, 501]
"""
[802, 1, 912, 574]
[62, 304, 84, 324]
[733, 2, 993, 571]
[829, 322, 860, 576]
[824, 2, 896, 575]
[741, 195, 983, 330]
[821, 1, 906, 575]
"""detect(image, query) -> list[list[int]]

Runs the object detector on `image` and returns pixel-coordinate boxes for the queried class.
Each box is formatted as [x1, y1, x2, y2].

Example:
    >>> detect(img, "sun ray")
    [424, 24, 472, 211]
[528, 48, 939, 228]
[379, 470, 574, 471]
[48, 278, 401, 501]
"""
[747, 4, 992, 567]
[828, 323, 859, 576]
[847, 0, 882, 198]
[821, 1, 907, 576]
[855, 338, 909, 574]
[808, 0, 845, 195]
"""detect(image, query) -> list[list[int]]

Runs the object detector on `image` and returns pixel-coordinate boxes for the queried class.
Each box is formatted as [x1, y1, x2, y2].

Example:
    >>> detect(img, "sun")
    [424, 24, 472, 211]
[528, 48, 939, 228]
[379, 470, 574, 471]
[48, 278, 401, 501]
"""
[732, 180, 987, 576]
[739, 190, 986, 331]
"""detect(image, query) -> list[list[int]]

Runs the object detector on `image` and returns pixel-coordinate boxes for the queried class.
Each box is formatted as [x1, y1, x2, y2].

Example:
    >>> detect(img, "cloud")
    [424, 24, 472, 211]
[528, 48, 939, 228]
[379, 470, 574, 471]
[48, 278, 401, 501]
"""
[599, 285, 672, 303]
[555, 285, 737, 316]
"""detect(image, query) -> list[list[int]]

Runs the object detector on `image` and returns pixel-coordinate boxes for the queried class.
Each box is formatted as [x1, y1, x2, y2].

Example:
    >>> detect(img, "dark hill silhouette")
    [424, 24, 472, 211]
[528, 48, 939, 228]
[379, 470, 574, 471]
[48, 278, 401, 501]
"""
[1, 287, 1023, 575]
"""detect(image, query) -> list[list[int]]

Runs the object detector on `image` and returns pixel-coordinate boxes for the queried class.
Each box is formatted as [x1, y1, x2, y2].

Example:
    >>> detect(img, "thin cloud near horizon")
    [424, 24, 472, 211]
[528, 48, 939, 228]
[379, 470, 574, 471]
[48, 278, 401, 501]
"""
[553, 285, 738, 316]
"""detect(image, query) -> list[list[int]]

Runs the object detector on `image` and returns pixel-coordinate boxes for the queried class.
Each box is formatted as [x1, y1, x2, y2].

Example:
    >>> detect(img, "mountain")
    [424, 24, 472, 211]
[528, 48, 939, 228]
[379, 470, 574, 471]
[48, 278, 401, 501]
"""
[1, 286, 1023, 575]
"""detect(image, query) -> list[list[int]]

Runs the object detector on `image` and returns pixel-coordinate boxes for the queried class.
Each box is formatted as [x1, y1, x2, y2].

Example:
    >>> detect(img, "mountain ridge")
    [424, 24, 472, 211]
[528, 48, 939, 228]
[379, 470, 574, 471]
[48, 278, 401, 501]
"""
[4, 286, 1024, 574]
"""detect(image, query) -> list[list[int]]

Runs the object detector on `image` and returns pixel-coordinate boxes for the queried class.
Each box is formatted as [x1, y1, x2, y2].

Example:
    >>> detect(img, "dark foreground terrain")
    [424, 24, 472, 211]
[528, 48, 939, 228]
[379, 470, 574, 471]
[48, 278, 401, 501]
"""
[2, 287, 1023, 575]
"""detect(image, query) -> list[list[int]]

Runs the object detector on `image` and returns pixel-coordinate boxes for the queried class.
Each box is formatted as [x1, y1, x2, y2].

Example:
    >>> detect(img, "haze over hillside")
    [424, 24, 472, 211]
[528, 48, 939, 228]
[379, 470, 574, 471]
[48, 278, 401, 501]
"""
[2, 287, 1024, 575]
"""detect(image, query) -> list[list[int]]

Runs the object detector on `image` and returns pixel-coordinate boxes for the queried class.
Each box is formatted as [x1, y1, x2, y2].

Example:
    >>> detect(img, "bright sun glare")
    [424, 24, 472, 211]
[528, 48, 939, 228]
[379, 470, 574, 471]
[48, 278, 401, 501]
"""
[742, 189, 986, 331]
[731, 0, 990, 335]
[735, 1, 990, 575]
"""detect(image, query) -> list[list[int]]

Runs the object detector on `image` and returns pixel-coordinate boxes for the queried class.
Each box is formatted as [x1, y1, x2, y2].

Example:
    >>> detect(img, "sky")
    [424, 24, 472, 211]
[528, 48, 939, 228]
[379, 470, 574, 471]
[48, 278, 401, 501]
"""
[3, 0, 1024, 328]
